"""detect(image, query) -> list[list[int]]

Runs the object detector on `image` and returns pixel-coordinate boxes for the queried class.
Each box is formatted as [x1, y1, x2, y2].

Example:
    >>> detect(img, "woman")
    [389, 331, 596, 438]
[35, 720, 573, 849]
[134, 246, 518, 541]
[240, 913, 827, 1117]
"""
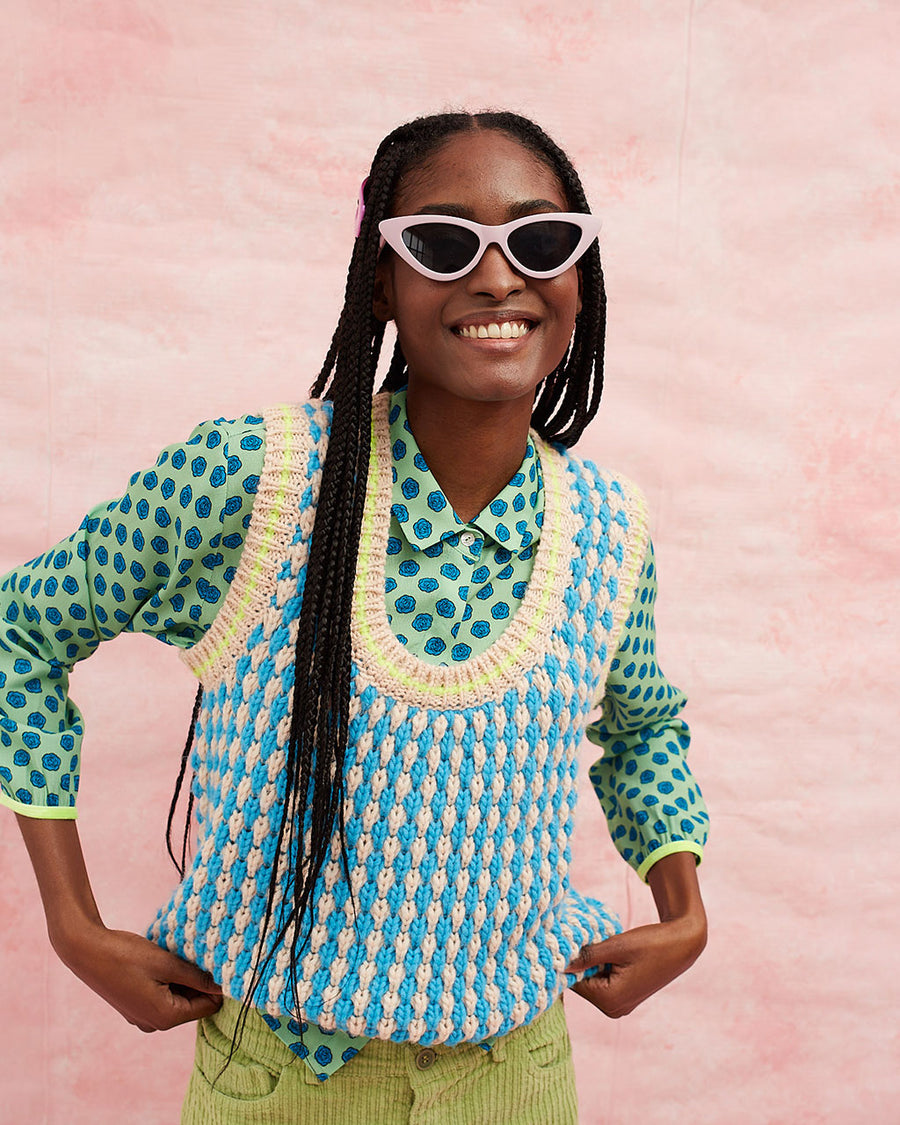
[4, 111, 708, 1123]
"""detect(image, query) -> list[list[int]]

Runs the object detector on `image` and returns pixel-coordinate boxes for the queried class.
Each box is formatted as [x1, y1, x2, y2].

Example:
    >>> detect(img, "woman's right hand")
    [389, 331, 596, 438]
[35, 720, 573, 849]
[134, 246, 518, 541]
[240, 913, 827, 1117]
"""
[15, 814, 221, 1032]
[55, 921, 223, 1032]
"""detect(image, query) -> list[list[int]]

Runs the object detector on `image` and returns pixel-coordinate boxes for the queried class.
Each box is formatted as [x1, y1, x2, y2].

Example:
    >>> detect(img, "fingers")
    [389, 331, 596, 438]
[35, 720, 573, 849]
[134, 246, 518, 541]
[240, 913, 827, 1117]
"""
[566, 930, 633, 973]
[568, 920, 705, 1020]
[188, 991, 224, 1019]
[76, 929, 225, 1032]
[161, 954, 223, 997]
[156, 984, 223, 1029]
[122, 980, 223, 1033]
[571, 975, 638, 1020]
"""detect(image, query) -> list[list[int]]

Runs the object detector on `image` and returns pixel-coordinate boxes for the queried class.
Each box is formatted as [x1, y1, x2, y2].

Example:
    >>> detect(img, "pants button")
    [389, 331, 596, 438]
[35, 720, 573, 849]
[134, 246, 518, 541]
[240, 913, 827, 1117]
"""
[415, 1048, 437, 1070]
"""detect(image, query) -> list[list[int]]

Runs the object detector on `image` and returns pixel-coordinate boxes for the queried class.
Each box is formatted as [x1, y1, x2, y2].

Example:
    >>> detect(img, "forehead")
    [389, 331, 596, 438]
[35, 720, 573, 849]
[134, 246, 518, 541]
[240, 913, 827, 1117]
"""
[392, 130, 568, 217]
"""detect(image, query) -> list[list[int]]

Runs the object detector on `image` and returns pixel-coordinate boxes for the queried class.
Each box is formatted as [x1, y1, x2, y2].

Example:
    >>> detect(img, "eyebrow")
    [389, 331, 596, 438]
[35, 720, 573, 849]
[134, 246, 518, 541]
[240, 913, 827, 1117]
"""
[411, 198, 565, 219]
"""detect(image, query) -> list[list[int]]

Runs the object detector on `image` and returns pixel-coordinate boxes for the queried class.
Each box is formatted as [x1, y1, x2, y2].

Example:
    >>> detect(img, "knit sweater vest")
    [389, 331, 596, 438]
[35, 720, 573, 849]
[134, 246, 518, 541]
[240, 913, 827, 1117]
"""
[148, 393, 650, 1046]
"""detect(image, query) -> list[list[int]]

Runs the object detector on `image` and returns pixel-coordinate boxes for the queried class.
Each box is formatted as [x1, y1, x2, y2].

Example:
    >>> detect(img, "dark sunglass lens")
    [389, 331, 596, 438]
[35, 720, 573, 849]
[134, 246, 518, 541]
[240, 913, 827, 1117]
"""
[402, 223, 480, 274]
[508, 221, 582, 272]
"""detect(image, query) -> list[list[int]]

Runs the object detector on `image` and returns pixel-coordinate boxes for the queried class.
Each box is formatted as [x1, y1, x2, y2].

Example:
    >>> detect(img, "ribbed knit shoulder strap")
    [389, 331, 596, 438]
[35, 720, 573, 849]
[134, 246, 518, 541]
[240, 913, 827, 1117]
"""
[561, 453, 651, 704]
[183, 399, 332, 682]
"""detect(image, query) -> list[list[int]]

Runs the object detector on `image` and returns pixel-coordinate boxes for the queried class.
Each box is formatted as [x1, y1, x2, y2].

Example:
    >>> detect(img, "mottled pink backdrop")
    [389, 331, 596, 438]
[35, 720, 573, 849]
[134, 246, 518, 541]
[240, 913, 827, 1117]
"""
[1, 2, 898, 1122]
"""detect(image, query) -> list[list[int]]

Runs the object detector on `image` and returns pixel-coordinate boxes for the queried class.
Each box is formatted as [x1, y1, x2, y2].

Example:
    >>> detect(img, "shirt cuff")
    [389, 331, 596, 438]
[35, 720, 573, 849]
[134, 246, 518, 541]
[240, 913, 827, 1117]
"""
[0, 787, 78, 819]
[635, 840, 703, 884]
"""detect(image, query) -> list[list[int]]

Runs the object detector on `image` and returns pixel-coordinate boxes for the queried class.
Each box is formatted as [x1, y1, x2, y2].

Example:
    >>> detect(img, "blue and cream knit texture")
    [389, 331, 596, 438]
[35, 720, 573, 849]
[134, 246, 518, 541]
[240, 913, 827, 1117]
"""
[148, 394, 650, 1046]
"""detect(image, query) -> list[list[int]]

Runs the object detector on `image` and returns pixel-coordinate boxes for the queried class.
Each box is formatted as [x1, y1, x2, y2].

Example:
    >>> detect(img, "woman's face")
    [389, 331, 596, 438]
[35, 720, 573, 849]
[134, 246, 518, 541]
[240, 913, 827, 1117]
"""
[373, 130, 581, 411]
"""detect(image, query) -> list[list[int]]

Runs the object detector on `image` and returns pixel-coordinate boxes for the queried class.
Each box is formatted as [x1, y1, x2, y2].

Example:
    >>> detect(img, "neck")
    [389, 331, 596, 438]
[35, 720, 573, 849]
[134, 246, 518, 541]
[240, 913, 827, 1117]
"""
[404, 385, 534, 524]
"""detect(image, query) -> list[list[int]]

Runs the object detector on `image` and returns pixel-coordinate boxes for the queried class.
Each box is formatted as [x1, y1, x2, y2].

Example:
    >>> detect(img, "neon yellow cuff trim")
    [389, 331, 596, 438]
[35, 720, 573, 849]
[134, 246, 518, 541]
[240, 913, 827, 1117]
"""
[635, 841, 703, 883]
[0, 790, 78, 819]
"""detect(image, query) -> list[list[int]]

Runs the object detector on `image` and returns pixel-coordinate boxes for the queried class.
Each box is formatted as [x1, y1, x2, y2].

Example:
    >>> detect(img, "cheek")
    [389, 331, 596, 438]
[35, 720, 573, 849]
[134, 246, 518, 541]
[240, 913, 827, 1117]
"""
[393, 305, 432, 358]
[393, 293, 454, 365]
[390, 273, 443, 329]
[548, 275, 581, 332]
[540, 277, 581, 371]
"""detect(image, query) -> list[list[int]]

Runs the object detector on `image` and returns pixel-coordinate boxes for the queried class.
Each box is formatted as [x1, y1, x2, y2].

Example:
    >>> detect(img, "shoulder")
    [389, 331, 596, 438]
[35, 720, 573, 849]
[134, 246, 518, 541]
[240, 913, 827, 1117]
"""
[541, 441, 649, 517]
[254, 399, 334, 453]
[179, 412, 267, 450]
[150, 414, 269, 511]
[140, 405, 330, 530]
[175, 401, 334, 474]
[161, 413, 266, 478]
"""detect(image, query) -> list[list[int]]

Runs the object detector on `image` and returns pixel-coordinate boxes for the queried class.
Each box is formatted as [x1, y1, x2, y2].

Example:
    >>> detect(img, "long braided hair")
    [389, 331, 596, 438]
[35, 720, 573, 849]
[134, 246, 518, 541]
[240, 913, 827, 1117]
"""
[167, 110, 607, 1027]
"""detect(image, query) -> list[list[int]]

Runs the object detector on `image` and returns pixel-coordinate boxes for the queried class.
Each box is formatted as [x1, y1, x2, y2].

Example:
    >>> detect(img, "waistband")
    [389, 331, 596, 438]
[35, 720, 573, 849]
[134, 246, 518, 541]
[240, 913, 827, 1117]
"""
[203, 996, 567, 1078]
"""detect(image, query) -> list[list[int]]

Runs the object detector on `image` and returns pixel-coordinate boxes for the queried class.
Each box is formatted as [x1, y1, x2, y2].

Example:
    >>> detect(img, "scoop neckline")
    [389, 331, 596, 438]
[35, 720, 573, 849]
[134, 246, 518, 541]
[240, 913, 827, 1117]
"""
[350, 393, 579, 708]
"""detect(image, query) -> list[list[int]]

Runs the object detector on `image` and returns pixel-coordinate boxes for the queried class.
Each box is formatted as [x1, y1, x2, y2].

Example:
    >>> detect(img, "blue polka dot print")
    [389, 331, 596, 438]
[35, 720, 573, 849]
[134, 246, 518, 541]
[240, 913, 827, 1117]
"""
[0, 416, 264, 808]
[261, 1012, 368, 1080]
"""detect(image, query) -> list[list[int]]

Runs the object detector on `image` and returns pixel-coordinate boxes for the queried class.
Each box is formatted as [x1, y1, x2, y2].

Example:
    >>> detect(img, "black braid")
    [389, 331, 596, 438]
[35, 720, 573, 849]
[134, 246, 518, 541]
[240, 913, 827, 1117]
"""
[167, 110, 609, 1037]
[165, 683, 202, 877]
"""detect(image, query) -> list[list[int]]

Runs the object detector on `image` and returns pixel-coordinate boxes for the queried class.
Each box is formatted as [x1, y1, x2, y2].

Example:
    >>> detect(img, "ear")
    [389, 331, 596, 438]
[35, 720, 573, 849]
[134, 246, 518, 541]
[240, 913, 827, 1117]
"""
[372, 256, 395, 323]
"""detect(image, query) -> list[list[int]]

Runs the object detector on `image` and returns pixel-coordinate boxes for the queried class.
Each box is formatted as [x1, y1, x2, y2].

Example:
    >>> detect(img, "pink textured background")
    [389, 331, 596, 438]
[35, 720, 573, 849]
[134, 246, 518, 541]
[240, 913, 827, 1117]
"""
[2, 2, 898, 1121]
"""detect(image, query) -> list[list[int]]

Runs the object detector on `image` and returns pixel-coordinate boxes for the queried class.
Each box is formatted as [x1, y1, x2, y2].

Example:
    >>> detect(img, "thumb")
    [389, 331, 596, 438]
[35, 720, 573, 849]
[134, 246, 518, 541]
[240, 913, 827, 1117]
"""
[567, 931, 631, 973]
[162, 955, 224, 1026]
[158, 952, 223, 996]
[165, 986, 224, 1024]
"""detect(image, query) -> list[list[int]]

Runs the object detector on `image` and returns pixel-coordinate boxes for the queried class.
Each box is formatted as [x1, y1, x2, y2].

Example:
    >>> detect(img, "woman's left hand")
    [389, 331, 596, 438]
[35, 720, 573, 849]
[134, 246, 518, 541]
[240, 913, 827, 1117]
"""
[565, 851, 708, 1019]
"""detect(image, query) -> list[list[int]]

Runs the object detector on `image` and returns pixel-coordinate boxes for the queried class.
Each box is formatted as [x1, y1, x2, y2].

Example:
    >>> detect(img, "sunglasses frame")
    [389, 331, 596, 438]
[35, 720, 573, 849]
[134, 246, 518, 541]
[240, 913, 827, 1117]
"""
[377, 212, 602, 282]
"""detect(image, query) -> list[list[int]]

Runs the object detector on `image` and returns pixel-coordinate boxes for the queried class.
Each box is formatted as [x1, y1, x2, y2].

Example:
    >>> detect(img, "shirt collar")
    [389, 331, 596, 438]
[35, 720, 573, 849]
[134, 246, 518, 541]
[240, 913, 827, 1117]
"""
[388, 388, 543, 554]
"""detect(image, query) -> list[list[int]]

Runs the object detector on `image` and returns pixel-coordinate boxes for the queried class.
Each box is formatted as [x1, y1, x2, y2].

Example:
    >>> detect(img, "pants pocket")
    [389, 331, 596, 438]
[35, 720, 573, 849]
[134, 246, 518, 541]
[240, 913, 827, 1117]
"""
[520, 1003, 575, 1083]
[193, 1014, 284, 1103]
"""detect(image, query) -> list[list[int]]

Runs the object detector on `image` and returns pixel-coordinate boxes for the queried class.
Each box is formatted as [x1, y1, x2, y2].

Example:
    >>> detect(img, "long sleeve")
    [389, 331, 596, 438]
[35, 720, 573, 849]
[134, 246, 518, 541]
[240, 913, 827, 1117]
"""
[0, 415, 266, 817]
[586, 540, 709, 882]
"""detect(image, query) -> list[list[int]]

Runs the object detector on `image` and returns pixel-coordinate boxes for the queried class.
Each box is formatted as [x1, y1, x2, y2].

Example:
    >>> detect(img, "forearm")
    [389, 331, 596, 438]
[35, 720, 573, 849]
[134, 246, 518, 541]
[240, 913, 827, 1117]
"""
[15, 814, 103, 954]
[646, 851, 707, 955]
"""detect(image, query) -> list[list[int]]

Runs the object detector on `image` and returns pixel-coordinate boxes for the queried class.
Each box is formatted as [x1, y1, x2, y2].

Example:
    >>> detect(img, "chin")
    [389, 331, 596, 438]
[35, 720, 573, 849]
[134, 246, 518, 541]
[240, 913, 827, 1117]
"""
[442, 377, 542, 407]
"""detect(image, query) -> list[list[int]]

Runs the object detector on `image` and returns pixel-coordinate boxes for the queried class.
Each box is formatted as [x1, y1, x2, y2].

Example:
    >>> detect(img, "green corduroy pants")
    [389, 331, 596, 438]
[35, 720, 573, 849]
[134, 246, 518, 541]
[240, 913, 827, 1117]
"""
[181, 996, 580, 1124]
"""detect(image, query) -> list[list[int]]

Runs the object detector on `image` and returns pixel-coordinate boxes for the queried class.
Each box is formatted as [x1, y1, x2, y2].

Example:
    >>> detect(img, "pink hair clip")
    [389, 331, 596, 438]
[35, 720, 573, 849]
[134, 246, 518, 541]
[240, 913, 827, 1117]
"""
[354, 177, 369, 237]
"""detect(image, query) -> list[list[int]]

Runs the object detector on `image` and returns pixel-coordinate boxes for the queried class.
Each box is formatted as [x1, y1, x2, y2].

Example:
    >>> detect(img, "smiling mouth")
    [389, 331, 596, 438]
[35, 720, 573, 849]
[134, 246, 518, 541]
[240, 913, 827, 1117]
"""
[452, 320, 534, 340]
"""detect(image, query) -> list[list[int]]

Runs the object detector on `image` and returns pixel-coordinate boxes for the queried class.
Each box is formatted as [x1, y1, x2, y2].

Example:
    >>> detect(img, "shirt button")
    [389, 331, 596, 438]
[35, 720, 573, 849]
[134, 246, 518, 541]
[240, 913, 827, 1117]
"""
[460, 532, 476, 547]
[415, 1048, 437, 1070]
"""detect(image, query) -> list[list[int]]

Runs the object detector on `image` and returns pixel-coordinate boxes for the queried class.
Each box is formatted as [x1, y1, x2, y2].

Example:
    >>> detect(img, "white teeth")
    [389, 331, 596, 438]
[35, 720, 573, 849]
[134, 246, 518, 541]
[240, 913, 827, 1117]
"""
[457, 321, 531, 340]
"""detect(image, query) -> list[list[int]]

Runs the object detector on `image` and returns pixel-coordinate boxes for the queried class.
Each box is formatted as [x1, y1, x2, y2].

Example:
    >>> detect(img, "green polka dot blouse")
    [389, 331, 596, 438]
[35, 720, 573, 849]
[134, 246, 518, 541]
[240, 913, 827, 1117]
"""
[385, 390, 544, 662]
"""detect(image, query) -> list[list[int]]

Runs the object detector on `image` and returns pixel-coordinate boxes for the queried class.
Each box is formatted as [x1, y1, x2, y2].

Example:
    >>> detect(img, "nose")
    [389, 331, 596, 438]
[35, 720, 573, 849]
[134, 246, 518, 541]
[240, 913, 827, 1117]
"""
[465, 242, 524, 300]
